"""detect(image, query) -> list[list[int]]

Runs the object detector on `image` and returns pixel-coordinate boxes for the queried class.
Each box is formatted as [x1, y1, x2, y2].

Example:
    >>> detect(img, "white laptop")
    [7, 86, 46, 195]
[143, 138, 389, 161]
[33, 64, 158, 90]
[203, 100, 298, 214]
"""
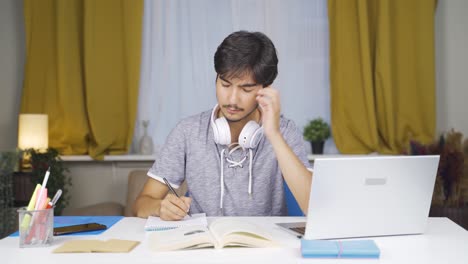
[277, 155, 440, 239]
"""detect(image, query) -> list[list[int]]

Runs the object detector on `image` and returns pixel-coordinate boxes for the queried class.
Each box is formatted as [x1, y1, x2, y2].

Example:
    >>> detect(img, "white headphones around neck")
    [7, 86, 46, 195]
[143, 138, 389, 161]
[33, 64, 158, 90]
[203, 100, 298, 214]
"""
[210, 104, 264, 149]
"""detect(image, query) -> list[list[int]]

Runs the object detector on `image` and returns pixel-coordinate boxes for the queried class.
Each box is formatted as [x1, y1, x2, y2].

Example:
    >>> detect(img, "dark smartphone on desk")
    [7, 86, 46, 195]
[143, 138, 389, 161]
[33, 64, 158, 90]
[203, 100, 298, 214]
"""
[53, 223, 107, 236]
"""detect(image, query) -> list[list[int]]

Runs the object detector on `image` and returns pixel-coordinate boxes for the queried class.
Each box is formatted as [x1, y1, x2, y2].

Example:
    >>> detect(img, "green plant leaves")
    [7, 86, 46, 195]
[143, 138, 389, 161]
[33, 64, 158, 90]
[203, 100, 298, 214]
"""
[0, 151, 20, 238]
[303, 118, 331, 142]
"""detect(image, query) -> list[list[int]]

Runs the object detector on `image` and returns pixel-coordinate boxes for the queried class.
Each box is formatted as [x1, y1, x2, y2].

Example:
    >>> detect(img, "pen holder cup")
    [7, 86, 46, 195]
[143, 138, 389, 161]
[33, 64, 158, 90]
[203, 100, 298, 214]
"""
[17, 207, 54, 248]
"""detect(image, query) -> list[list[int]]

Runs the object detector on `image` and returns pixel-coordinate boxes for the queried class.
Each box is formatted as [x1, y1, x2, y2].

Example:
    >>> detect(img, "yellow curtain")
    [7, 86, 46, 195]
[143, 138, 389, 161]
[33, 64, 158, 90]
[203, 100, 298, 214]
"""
[21, 0, 143, 159]
[328, 0, 437, 154]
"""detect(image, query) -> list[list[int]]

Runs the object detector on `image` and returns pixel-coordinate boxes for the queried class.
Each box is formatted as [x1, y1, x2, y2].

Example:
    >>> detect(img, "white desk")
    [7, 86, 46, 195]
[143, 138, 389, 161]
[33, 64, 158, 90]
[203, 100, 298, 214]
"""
[2, 217, 468, 264]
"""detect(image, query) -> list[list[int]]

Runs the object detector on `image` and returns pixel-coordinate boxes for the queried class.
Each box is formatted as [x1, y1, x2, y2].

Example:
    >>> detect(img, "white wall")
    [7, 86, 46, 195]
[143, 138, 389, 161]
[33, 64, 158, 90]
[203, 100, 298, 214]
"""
[436, 0, 468, 137]
[0, 0, 24, 151]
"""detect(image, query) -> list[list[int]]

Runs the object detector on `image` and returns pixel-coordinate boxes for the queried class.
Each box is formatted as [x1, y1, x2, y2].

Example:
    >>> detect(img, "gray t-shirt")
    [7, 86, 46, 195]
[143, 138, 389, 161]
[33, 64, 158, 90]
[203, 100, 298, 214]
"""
[148, 109, 310, 216]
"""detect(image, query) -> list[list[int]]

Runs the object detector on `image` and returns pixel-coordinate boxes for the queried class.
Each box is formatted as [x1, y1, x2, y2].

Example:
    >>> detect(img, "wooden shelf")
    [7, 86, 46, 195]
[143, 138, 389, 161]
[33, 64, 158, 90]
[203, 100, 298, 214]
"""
[307, 153, 382, 161]
[13, 171, 35, 207]
[60, 155, 156, 162]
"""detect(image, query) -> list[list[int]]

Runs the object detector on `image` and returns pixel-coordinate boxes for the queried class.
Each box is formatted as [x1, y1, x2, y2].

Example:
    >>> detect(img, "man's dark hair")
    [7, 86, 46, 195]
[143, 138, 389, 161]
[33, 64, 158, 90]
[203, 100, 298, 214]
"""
[214, 31, 278, 87]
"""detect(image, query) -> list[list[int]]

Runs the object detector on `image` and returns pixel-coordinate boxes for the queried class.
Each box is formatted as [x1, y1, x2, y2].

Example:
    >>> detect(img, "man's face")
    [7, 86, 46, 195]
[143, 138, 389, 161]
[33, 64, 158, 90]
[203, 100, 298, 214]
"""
[215, 73, 263, 123]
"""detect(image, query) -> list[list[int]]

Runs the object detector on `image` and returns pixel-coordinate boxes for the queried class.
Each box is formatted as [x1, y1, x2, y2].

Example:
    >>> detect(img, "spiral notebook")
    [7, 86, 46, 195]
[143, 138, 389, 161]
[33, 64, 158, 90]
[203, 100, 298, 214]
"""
[144, 213, 208, 231]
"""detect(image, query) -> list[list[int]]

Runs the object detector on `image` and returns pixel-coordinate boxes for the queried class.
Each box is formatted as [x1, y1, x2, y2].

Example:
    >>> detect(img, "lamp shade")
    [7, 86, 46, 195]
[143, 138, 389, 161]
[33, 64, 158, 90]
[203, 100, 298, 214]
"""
[18, 114, 48, 150]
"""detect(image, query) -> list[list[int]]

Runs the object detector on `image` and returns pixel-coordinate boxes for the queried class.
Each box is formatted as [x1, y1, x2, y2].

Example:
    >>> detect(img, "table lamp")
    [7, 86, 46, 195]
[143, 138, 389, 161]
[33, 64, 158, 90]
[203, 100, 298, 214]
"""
[18, 114, 48, 170]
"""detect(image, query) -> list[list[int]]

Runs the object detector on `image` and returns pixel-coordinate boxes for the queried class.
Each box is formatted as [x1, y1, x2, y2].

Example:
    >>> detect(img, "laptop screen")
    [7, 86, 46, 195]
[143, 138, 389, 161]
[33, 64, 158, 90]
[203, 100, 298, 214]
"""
[301, 155, 439, 240]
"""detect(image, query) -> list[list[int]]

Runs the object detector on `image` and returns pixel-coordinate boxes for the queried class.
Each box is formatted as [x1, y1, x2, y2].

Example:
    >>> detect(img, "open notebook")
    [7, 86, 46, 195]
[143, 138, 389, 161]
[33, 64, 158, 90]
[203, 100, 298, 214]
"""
[144, 213, 208, 231]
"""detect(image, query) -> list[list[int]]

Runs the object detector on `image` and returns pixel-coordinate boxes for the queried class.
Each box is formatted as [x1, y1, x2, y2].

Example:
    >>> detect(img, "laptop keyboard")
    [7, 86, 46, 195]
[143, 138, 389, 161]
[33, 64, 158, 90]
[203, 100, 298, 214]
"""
[290, 226, 305, 235]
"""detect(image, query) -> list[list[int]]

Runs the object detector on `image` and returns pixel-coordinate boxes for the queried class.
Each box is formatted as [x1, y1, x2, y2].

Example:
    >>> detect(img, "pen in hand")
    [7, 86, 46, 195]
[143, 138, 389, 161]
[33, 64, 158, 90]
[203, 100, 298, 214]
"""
[162, 177, 192, 217]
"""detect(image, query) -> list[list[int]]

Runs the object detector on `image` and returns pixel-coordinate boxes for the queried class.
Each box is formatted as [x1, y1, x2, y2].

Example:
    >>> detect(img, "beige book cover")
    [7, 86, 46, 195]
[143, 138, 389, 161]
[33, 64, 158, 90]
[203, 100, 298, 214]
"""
[53, 239, 140, 253]
[149, 218, 278, 251]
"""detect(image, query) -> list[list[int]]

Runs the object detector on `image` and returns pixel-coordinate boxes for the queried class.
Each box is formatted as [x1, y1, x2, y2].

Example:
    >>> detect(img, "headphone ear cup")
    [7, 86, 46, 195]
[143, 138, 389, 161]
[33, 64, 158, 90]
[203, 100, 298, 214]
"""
[239, 121, 263, 149]
[212, 120, 220, 143]
[214, 117, 231, 145]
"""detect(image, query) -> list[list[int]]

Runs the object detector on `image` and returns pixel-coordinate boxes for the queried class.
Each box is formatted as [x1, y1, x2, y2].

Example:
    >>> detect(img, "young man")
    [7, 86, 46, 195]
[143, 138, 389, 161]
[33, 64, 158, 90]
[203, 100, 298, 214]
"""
[134, 31, 312, 220]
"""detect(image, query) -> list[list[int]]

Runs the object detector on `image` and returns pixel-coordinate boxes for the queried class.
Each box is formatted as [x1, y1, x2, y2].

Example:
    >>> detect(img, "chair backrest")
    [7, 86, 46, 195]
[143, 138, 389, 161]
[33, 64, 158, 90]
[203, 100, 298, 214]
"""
[124, 170, 148, 216]
[124, 170, 187, 216]
[284, 180, 304, 216]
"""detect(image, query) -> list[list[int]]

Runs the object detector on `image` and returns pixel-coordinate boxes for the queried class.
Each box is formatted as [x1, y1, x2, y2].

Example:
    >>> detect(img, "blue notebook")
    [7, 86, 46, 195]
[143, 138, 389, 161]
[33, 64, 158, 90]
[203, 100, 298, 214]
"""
[301, 239, 380, 259]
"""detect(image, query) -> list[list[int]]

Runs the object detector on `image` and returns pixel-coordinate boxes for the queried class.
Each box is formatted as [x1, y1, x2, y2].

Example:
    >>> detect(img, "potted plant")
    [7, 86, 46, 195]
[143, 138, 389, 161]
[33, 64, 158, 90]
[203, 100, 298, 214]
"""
[303, 118, 331, 154]
[0, 151, 20, 238]
[26, 148, 71, 215]
[405, 129, 468, 230]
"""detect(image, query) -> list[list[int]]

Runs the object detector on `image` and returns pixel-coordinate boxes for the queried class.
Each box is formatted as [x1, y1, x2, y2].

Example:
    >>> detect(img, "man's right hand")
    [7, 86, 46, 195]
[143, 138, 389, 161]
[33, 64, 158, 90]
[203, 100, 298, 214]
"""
[159, 193, 192, 221]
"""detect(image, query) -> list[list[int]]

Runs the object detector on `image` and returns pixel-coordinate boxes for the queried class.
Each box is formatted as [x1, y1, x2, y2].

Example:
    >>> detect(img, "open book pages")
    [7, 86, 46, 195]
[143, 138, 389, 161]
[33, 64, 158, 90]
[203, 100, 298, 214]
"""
[148, 218, 278, 251]
[144, 213, 208, 231]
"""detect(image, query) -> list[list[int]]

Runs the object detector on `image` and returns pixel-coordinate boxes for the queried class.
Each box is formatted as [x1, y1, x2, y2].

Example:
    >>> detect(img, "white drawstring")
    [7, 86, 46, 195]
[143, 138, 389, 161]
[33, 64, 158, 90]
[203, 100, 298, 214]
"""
[220, 148, 226, 210]
[219, 144, 254, 211]
[248, 148, 253, 196]
[226, 156, 246, 168]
